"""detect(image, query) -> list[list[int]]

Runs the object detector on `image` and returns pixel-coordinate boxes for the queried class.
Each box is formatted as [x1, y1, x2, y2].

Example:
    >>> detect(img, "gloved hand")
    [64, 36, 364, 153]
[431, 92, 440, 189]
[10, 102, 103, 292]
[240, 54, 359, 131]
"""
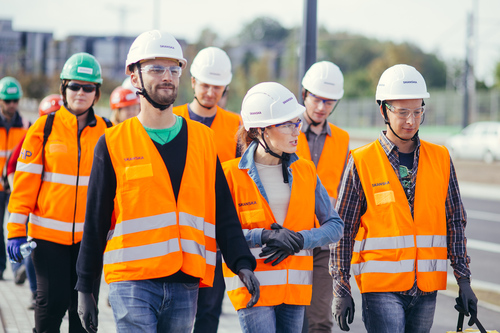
[261, 223, 304, 254]
[7, 237, 27, 263]
[259, 246, 291, 266]
[238, 268, 260, 308]
[78, 292, 98, 333]
[333, 295, 355, 331]
[454, 277, 478, 325]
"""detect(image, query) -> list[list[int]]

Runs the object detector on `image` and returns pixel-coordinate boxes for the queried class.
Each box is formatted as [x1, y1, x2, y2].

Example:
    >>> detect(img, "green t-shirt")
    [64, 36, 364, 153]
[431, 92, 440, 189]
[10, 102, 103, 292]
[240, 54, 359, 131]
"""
[143, 115, 182, 145]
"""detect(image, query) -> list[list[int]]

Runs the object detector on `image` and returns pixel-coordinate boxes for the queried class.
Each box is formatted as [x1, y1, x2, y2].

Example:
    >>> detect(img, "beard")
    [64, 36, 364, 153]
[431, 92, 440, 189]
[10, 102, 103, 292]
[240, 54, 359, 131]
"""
[148, 82, 178, 107]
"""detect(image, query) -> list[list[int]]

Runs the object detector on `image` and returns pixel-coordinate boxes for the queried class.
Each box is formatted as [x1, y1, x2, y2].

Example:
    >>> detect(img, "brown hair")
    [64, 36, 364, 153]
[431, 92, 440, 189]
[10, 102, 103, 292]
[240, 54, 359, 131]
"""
[236, 125, 261, 152]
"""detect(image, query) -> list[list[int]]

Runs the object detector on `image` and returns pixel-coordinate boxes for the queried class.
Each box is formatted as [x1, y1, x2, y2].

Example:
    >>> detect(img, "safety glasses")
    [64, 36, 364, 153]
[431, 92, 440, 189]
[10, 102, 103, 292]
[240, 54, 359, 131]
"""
[271, 119, 303, 134]
[308, 92, 337, 108]
[67, 83, 97, 93]
[385, 103, 425, 120]
[141, 64, 182, 78]
[3, 99, 19, 104]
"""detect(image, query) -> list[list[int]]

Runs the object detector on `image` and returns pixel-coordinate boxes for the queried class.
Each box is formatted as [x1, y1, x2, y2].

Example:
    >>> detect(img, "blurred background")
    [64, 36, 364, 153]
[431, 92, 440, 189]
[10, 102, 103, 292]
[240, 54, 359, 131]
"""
[1, 0, 500, 133]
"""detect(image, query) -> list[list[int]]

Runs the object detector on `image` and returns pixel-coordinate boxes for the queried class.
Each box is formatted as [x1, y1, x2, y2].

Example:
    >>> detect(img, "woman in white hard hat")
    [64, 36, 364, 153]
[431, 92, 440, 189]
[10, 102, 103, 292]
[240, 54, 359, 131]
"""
[221, 82, 344, 333]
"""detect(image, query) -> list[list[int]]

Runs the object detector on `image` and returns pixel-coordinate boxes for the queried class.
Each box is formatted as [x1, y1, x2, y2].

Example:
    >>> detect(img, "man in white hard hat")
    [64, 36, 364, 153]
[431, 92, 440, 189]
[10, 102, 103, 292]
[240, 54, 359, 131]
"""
[173, 46, 241, 163]
[173, 46, 241, 333]
[296, 61, 349, 333]
[330, 64, 479, 332]
[75, 30, 260, 333]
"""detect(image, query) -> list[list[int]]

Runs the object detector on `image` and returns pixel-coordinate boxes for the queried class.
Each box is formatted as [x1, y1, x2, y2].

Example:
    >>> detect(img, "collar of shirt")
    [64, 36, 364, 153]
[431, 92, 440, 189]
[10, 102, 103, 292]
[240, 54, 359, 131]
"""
[299, 114, 331, 137]
[377, 130, 421, 158]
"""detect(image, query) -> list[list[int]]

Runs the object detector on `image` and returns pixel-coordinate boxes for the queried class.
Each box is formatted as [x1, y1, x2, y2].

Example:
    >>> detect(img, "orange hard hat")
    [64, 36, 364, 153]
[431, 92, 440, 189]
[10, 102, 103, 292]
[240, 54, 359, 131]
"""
[110, 86, 140, 110]
[39, 94, 63, 116]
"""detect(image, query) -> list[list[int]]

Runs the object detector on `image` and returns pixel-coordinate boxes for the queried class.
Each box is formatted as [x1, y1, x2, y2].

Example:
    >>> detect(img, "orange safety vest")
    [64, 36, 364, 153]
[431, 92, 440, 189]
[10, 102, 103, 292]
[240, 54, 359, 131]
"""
[103, 117, 218, 286]
[7, 106, 109, 244]
[173, 104, 240, 162]
[296, 123, 349, 200]
[0, 113, 30, 191]
[222, 158, 317, 310]
[351, 140, 450, 293]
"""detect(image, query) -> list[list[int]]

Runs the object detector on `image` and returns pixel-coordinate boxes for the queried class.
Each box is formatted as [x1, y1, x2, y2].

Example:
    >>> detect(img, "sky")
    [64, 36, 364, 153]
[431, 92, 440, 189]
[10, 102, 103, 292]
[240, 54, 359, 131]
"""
[2, 0, 500, 85]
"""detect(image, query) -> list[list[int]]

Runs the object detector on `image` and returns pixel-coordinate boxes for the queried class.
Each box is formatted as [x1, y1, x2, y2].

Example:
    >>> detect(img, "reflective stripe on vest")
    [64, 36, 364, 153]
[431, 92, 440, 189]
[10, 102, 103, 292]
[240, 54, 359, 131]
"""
[351, 140, 450, 293]
[296, 123, 349, 200]
[1, 126, 29, 191]
[7, 107, 108, 244]
[104, 117, 217, 286]
[222, 157, 317, 310]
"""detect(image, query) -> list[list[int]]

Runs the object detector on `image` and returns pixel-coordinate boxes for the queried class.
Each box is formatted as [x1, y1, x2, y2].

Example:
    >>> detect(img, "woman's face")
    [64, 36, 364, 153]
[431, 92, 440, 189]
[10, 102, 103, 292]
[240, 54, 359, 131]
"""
[263, 117, 302, 155]
[65, 80, 97, 115]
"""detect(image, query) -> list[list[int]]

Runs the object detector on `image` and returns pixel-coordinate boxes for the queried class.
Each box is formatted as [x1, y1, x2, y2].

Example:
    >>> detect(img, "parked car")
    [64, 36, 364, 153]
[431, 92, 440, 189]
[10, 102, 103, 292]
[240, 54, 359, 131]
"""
[446, 121, 500, 164]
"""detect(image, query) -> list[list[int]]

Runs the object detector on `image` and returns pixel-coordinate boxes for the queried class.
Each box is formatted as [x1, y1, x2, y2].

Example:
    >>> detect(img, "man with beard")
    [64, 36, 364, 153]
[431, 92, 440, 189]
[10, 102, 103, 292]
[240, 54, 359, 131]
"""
[173, 46, 241, 333]
[75, 30, 260, 333]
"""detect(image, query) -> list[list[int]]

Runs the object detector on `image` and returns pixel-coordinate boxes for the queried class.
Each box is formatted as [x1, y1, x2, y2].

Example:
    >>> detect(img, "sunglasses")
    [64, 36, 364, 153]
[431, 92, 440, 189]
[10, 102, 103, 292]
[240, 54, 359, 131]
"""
[67, 83, 96, 93]
[3, 99, 19, 104]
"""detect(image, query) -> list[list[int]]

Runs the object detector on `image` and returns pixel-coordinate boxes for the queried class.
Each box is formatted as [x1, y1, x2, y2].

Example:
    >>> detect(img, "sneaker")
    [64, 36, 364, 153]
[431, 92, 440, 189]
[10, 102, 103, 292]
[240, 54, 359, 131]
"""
[14, 265, 27, 285]
[28, 292, 36, 310]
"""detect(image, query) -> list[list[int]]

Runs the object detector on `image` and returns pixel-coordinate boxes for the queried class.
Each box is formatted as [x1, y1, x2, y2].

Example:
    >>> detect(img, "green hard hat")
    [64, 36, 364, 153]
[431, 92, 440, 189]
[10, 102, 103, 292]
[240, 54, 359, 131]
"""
[0, 76, 23, 100]
[60, 52, 103, 84]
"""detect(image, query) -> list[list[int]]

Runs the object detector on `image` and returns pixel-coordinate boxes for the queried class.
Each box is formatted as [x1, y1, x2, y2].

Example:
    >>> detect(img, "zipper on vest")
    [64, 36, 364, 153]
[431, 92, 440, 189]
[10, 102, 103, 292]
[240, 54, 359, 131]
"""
[72, 126, 83, 245]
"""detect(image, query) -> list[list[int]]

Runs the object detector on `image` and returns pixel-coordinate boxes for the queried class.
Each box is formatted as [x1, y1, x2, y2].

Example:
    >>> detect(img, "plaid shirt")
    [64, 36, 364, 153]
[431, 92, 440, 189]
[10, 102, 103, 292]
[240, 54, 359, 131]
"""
[330, 131, 471, 297]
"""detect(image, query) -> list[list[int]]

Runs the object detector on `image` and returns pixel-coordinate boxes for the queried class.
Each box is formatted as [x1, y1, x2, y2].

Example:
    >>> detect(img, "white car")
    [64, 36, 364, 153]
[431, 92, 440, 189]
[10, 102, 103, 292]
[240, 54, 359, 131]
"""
[446, 121, 500, 163]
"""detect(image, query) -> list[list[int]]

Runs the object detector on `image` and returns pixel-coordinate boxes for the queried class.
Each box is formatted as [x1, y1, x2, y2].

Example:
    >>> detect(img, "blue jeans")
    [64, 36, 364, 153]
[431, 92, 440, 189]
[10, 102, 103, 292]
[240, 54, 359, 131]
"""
[237, 304, 305, 333]
[362, 292, 437, 333]
[109, 280, 199, 333]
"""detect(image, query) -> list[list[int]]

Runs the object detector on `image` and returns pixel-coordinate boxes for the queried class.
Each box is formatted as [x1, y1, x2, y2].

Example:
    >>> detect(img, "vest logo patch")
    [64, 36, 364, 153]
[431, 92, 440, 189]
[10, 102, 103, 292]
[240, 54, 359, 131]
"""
[238, 201, 257, 207]
[20, 148, 32, 160]
[124, 156, 144, 161]
[372, 181, 389, 187]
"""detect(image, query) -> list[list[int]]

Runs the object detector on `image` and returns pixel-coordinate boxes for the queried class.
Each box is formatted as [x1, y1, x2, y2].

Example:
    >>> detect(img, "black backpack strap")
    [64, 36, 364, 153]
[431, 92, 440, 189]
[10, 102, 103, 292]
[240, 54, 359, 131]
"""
[40, 112, 55, 183]
[102, 117, 113, 128]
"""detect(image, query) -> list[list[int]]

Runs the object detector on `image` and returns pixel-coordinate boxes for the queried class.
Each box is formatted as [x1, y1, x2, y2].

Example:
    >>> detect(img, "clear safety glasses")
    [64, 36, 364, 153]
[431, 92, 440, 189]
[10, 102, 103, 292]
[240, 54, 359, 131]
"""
[385, 103, 425, 120]
[308, 92, 337, 108]
[271, 119, 303, 134]
[141, 64, 182, 78]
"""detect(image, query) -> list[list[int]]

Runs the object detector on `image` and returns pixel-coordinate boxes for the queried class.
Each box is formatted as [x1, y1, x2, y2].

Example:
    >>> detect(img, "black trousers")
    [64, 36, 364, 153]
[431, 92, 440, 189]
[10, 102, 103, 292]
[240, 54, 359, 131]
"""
[32, 239, 100, 333]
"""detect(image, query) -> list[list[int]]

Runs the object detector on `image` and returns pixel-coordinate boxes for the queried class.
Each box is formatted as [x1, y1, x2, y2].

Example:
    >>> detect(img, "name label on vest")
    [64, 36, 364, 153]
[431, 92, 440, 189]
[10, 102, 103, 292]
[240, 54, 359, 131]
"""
[238, 201, 257, 207]
[372, 181, 389, 187]
[123, 156, 144, 161]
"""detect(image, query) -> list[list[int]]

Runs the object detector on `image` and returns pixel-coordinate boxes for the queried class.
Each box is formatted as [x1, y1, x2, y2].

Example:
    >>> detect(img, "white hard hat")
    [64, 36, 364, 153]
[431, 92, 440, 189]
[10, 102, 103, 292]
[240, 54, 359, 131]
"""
[302, 61, 344, 99]
[375, 64, 430, 101]
[125, 30, 187, 75]
[190, 47, 232, 86]
[241, 82, 305, 130]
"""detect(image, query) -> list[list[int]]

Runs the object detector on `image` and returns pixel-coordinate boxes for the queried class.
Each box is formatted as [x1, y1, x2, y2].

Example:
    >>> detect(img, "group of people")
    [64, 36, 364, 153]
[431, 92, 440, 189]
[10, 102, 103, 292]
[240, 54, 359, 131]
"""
[0, 28, 479, 333]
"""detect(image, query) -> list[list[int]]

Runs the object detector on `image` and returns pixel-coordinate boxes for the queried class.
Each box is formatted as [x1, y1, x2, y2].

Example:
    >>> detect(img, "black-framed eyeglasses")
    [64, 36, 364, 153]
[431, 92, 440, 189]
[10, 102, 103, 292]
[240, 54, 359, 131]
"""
[67, 83, 97, 93]
[385, 103, 425, 120]
[141, 64, 182, 78]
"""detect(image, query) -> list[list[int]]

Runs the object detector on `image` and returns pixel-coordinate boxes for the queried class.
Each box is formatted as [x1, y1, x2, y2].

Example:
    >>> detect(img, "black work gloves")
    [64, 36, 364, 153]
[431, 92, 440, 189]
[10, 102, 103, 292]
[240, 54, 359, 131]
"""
[454, 277, 479, 326]
[260, 223, 304, 266]
[78, 292, 98, 333]
[238, 268, 261, 308]
[333, 295, 355, 331]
